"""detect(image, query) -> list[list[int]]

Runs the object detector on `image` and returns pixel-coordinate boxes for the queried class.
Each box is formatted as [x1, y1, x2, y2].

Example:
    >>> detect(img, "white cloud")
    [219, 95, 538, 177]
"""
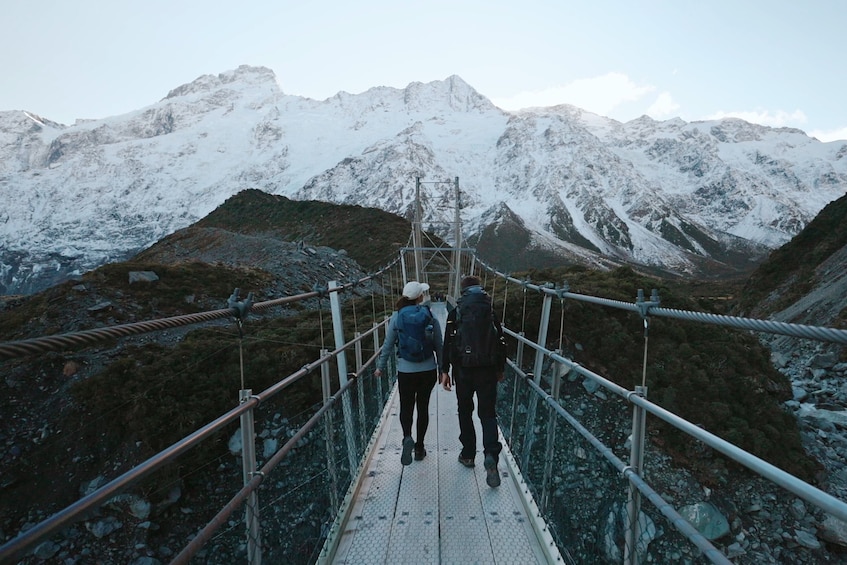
[705, 108, 808, 128]
[646, 92, 680, 119]
[492, 73, 655, 116]
[808, 126, 847, 143]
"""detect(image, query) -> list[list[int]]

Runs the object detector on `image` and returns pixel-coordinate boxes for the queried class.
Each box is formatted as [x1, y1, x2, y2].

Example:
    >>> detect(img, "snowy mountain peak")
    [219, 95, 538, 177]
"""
[2, 65, 847, 294]
[164, 65, 280, 100]
[402, 75, 498, 113]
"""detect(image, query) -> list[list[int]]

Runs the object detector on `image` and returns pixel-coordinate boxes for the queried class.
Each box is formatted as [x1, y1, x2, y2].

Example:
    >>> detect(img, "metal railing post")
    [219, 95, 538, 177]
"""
[355, 331, 366, 447]
[625, 385, 648, 565]
[515, 331, 526, 369]
[508, 331, 527, 444]
[321, 351, 341, 514]
[521, 290, 553, 472]
[329, 281, 359, 474]
[540, 355, 566, 512]
[239, 389, 262, 565]
[374, 321, 384, 401]
[451, 177, 462, 300]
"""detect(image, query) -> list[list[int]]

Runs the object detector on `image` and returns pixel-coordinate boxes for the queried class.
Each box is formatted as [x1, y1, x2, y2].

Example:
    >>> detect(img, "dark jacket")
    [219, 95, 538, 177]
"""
[441, 285, 506, 374]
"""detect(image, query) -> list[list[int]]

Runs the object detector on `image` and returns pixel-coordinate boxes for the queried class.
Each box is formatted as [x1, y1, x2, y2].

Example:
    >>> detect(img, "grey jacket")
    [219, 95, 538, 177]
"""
[376, 307, 444, 373]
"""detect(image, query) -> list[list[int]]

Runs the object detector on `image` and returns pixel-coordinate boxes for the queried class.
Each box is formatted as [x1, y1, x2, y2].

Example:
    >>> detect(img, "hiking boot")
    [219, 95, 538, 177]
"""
[457, 454, 475, 468]
[484, 454, 500, 488]
[414, 447, 426, 461]
[401, 436, 415, 466]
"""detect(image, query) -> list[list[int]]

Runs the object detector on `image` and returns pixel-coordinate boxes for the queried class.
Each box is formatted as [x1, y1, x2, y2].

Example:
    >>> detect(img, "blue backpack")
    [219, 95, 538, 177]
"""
[396, 305, 435, 362]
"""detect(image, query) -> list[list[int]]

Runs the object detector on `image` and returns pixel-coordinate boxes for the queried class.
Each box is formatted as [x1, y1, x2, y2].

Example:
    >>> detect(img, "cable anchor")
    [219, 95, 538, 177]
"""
[635, 288, 660, 320]
[227, 288, 254, 320]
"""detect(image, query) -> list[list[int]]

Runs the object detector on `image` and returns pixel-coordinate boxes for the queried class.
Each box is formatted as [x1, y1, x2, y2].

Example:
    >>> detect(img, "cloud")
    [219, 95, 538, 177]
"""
[646, 92, 680, 119]
[492, 73, 655, 115]
[705, 108, 808, 128]
[807, 126, 847, 143]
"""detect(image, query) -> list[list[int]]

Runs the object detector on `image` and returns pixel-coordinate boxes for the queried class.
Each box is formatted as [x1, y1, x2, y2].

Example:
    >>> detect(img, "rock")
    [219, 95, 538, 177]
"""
[228, 429, 242, 455]
[263, 438, 278, 458]
[792, 386, 809, 402]
[80, 475, 107, 496]
[679, 501, 730, 540]
[819, 515, 847, 547]
[129, 558, 162, 565]
[810, 353, 839, 369]
[85, 516, 122, 538]
[32, 540, 60, 560]
[772, 352, 791, 368]
[582, 378, 600, 394]
[726, 542, 746, 558]
[789, 498, 806, 520]
[106, 493, 152, 520]
[128, 271, 160, 284]
[87, 301, 113, 313]
[794, 529, 821, 549]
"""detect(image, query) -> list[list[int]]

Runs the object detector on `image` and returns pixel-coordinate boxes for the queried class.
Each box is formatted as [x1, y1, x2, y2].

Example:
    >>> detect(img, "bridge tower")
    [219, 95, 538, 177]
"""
[404, 176, 470, 301]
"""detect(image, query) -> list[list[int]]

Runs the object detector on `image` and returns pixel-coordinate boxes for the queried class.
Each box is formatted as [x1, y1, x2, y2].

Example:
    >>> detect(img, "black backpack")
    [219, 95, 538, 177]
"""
[454, 291, 501, 367]
[396, 305, 435, 362]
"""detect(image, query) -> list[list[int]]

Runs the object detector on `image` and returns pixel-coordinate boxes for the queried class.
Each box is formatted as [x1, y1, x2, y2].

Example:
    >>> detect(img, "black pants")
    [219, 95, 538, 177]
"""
[455, 365, 502, 463]
[397, 369, 437, 449]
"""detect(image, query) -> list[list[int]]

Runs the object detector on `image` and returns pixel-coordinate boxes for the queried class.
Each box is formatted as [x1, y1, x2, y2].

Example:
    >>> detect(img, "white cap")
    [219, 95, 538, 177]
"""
[402, 281, 430, 300]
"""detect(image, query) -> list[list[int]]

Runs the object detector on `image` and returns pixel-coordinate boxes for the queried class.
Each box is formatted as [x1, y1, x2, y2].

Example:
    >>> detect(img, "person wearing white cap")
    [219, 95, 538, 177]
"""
[375, 281, 443, 465]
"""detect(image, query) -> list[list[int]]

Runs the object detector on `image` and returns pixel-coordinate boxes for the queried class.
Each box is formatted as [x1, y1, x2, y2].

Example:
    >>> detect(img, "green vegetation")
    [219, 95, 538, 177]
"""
[736, 192, 847, 318]
[0, 261, 274, 340]
[0, 188, 828, 514]
[495, 265, 817, 481]
[196, 189, 412, 269]
[67, 291, 384, 492]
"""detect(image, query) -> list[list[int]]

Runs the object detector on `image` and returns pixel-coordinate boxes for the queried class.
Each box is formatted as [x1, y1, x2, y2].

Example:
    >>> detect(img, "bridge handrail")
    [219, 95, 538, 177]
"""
[0, 315, 387, 563]
[479, 260, 847, 345]
[508, 359, 732, 565]
[171, 350, 381, 564]
[505, 322, 847, 524]
[0, 256, 401, 361]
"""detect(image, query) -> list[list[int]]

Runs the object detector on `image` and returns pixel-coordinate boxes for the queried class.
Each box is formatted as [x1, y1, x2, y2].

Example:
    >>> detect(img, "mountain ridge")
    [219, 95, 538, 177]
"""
[2, 65, 846, 294]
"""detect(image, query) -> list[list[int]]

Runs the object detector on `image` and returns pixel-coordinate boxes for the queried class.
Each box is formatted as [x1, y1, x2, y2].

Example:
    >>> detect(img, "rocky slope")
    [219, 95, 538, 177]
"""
[3, 193, 847, 563]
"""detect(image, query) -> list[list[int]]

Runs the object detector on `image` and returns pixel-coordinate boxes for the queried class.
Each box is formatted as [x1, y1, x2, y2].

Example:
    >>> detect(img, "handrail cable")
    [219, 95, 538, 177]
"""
[0, 320, 387, 563]
[508, 360, 732, 564]
[0, 256, 403, 362]
[505, 325, 847, 524]
[475, 257, 847, 345]
[171, 350, 380, 565]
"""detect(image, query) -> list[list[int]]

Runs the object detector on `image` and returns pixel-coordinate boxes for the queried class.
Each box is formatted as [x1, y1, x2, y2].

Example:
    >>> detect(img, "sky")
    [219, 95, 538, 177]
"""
[2, 0, 846, 142]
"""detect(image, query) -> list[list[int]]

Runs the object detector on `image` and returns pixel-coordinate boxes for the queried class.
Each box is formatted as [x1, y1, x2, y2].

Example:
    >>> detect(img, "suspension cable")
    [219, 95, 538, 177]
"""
[236, 319, 246, 390]
[520, 283, 528, 336]
[318, 297, 326, 350]
[558, 298, 565, 353]
[351, 285, 359, 335]
[371, 283, 377, 324]
[641, 317, 649, 388]
[501, 276, 509, 325]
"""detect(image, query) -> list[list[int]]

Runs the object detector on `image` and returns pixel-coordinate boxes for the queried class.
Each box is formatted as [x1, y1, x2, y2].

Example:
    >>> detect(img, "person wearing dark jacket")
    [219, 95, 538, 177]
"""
[440, 275, 506, 487]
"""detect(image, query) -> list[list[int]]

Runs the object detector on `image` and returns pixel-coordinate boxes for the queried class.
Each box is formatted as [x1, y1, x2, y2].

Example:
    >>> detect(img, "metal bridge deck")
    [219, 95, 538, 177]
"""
[320, 303, 560, 564]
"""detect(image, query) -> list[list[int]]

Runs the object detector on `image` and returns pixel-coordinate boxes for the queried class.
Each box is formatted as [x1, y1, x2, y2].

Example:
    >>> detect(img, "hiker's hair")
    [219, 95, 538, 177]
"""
[461, 275, 482, 289]
[395, 296, 418, 310]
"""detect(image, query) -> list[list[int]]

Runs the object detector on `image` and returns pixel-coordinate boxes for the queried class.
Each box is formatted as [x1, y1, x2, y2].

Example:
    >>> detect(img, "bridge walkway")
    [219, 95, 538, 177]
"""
[322, 302, 560, 564]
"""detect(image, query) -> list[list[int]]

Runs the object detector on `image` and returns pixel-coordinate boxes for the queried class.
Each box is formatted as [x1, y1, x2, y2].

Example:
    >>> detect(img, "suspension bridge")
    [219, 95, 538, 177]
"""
[2, 178, 847, 564]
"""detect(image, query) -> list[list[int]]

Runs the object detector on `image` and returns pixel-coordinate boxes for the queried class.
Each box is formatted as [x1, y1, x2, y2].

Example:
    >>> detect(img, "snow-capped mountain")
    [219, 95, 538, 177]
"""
[2, 65, 846, 294]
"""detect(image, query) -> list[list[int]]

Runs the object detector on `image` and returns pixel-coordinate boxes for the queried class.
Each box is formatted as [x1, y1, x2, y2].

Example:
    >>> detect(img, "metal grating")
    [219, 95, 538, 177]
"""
[321, 302, 562, 564]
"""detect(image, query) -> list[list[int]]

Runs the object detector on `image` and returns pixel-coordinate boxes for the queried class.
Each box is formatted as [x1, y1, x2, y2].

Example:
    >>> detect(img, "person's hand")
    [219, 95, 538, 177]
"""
[374, 368, 383, 378]
[440, 372, 452, 391]
[497, 372, 504, 383]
